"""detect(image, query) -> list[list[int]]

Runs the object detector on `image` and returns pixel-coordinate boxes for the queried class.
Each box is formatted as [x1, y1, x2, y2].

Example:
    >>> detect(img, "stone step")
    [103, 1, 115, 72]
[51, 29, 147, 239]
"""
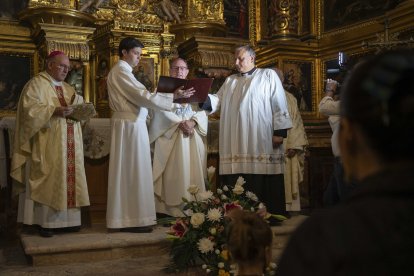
[21, 225, 171, 266]
[18, 215, 308, 269]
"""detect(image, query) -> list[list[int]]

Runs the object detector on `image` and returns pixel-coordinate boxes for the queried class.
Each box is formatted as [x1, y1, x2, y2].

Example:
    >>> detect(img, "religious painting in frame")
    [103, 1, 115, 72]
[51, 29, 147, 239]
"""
[281, 60, 314, 113]
[223, 0, 249, 39]
[0, 53, 32, 116]
[322, 0, 405, 32]
[132, 56, 155, 92]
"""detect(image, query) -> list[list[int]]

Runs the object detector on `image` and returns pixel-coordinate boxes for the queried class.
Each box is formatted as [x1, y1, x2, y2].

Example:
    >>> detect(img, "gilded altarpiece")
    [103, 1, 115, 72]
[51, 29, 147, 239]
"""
[1, 0, 414, 229]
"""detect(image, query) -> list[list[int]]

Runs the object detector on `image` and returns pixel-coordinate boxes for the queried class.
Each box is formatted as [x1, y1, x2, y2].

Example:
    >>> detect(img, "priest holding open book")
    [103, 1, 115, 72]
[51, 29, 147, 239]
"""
[149, 58, 209, 218]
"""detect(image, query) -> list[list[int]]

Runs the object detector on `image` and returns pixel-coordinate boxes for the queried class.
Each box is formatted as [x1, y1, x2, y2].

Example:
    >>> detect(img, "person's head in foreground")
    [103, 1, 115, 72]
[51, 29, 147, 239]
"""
[226, 209, 273, 276]
[339, 49, 414, 180]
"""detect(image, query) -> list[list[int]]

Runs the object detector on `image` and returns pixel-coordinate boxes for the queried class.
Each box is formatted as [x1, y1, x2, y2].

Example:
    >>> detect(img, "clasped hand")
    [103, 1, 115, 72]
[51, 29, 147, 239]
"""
[178, 120, 196, 137]
[272, 135, 283, 148]
[173, 86, 195, 100]
[54, 106, 74, 118]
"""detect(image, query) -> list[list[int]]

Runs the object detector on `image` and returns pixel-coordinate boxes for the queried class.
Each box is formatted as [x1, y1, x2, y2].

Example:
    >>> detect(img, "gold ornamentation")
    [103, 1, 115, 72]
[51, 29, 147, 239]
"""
[268, 0, 299, 38]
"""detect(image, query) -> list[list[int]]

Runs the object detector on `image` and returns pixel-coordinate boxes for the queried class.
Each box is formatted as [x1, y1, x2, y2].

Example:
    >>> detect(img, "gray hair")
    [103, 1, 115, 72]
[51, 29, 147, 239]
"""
[235, 45, 256, 60]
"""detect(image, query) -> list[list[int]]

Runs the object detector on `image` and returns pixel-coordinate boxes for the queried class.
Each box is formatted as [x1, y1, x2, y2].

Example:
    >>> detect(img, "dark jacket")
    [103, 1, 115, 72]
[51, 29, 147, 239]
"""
[277, 163, 414, 276]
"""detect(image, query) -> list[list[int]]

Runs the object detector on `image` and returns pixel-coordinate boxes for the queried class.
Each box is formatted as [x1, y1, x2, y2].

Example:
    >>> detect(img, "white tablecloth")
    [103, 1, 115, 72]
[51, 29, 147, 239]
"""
[0, 117, 112, 188]
[0, 116, 220, 188]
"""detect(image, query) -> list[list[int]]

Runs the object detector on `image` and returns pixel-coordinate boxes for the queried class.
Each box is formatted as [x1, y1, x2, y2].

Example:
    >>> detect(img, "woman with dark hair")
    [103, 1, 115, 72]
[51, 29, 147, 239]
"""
[226, 210, 273, 276]
[277, 50, 414, 275]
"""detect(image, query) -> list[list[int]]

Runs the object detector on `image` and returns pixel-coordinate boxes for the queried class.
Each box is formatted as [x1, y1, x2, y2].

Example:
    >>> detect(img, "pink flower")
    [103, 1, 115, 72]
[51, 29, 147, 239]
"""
[224, 202, 243, 216]
[169, 219, 188, 237]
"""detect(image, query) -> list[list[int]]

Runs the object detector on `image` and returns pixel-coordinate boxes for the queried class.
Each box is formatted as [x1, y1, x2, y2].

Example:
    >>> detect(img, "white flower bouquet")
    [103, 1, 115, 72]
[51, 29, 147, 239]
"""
[164, 166, 281, 275]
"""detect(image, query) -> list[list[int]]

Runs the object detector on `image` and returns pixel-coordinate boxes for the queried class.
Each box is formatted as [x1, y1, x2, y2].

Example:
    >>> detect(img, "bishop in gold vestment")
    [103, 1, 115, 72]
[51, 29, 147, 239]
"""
[11, 51, 89, 236]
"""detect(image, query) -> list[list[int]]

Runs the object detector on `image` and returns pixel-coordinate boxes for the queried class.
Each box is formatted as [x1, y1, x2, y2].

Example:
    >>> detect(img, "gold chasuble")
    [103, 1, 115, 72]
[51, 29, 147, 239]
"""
[11, 72, 89, 211]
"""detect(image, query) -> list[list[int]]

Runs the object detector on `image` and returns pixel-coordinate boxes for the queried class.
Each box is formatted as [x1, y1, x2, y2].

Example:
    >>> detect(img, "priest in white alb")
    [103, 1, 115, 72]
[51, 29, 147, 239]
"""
[199, 45, 292, 224]
[106, 37, 193, 233]
[149, 58, 207, 217]
[11, 51, 90, 237]
[274, 67, 308, 212]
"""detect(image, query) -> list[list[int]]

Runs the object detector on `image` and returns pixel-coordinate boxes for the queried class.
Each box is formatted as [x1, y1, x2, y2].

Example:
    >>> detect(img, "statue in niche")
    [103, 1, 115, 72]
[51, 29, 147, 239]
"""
[66, 61, 84, 96]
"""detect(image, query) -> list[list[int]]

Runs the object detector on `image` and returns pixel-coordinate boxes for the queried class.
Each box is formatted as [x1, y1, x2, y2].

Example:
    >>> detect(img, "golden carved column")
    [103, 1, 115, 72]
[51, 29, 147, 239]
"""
[268, 0, 300, 39]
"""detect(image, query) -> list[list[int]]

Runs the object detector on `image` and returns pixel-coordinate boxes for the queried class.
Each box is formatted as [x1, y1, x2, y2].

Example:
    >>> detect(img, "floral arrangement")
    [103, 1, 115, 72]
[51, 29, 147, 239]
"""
[164, 166, 282, 275]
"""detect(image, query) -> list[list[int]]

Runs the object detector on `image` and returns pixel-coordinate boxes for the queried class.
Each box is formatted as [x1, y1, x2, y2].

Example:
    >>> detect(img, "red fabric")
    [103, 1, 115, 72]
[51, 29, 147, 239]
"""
[47, 51, 66, 59]
[55, 85, 76, 208]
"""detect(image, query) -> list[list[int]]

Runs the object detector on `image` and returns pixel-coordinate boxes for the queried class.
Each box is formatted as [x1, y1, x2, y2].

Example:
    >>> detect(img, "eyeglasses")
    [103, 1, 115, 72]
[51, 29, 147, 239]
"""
[171, 66, 188, 71]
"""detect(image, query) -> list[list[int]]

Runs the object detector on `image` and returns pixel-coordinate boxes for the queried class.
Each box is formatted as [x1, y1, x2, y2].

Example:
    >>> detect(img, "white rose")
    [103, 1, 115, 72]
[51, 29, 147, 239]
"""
[216, 188, 223, 194]
[190, 213, 205, 228]
[187, 185, 199, 195]
[223, 185, 229, 191]
[236, 176, 246, 186]
[245, 191, 258, 201]
[218, 262, 224, 268]
[221, 194, 227, 200]
[232, 184, 244, 195]
[202, 264, 207, 269]
[215, 249, 220, 254]
[199, 190, 213, 202]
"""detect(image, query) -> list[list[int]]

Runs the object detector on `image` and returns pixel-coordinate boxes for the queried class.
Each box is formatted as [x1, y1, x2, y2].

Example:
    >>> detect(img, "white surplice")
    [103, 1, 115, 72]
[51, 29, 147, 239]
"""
[283, 91, 308, 211]
[106, 60, 173, 228]
[208, 68, 292, 175]
[149, 104, 208, 217]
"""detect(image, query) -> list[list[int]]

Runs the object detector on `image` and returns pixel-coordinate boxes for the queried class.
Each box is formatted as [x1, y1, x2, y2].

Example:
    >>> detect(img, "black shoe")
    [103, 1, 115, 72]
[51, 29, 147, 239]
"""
[61, 226, 81, 233]
[39, 227, 54, 238]
[120, 226, 153, 233]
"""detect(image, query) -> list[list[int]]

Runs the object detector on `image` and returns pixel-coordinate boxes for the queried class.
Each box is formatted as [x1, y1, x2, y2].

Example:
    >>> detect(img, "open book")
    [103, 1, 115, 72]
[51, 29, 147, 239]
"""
[68, 102, 97, 121]
[157, 76, 213, 103]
